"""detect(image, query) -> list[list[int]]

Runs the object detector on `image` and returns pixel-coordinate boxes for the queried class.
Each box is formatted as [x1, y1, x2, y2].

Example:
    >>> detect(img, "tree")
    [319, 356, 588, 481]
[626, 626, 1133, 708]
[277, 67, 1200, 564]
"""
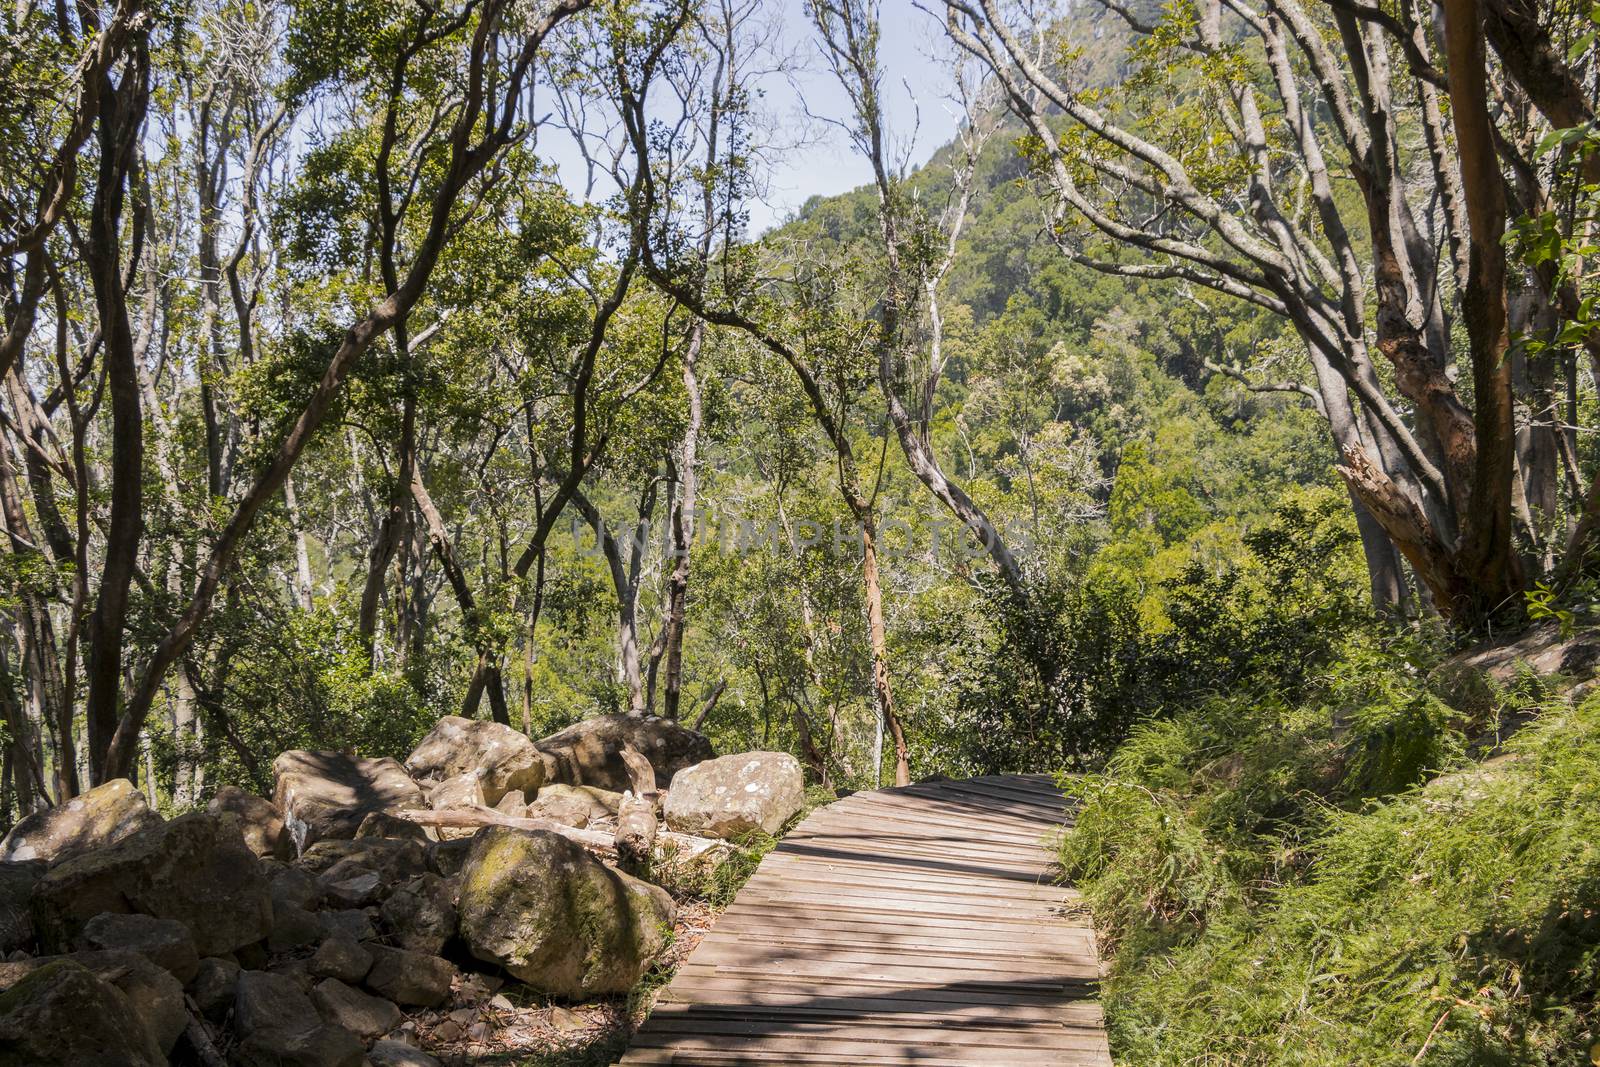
[941, 0, 1551, 623]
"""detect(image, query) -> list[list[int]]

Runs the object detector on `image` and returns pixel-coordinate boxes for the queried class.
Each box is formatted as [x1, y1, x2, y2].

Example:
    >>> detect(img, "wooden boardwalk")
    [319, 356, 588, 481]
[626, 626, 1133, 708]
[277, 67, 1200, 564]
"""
[617, 774, 1111, 1066]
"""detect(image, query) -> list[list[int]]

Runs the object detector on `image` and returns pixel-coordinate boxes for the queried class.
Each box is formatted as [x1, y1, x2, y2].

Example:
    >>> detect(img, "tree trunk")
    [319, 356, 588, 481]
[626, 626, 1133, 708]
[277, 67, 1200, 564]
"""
[660, 319, 706, 719]
[858, 509, 909, 787]
[284, 473, 316, 611]
[83, 40, 149, 783]
[1443, 0, 1522, 621]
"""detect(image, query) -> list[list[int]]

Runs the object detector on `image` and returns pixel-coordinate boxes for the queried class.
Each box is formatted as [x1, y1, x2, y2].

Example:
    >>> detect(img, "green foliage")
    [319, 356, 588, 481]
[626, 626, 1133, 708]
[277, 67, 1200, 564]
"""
[1056, 630, 1600, 1065]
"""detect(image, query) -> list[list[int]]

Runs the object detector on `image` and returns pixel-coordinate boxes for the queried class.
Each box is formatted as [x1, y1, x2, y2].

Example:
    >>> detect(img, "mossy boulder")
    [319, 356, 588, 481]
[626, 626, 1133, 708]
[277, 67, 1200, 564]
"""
[406, 716, 549, 806]
[31, 811, 272, 956]
[0, 958, 164, 1066]
[0, 780, 161, 865]
[457, 827, 675, 998]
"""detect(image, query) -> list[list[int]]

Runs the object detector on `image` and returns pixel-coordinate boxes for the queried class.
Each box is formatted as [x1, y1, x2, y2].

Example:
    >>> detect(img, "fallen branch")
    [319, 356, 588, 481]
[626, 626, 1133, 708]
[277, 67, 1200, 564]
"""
[615, 744, 659, 866]
[183, 996, 227, 1067]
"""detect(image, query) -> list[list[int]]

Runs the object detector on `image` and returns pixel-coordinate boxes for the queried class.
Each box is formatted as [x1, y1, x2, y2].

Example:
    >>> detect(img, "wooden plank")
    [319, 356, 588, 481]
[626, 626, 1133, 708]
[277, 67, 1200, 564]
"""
[614, 774, 1110, 1066]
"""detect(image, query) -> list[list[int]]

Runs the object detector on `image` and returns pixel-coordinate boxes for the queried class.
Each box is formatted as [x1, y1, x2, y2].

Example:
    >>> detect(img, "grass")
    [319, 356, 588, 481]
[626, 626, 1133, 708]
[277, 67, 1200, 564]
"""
[1060, 640, 1600, 1066]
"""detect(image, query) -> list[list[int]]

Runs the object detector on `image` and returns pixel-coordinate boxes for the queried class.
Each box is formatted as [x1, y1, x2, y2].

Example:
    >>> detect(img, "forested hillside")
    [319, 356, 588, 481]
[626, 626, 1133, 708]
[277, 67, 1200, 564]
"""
[3, 0, 1600, 1060]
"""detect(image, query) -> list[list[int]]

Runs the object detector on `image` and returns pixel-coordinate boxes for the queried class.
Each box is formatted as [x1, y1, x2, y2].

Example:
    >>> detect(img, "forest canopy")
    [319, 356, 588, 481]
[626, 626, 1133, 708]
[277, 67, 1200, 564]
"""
[0, 0, 1597, 820]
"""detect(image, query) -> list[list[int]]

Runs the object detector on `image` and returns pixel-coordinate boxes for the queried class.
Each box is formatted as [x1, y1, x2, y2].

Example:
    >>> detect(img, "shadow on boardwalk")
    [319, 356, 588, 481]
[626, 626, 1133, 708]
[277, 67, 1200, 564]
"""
[613, 773, 1111, 1067]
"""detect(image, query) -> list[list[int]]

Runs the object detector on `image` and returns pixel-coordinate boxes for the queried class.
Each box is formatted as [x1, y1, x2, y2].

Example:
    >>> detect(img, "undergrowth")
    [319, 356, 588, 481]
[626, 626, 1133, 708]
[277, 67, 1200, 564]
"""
[1062, 631, 1600, 1065]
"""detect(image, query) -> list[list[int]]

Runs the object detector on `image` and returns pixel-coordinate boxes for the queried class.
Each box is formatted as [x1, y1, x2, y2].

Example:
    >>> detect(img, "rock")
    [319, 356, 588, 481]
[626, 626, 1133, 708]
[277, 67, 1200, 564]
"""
[368, 1040, 444, 1067]
[32, 811, 272, 957]
[320, 865, 383, 908]
[454, 972, 502, 1004]
[550, 1004, 589, 1032]
[425, 838, 475, 879]
[311, 976, 403, 1038]
[208, 785, 291, 860]
[234, 1024, 365, 1067]
[355, 811, 431, 843]
[268, 901, 326, 954]
[493, 790, 527, 815]
[405, 716, 549, 806]
[234, 969, 308, 1034]
[267, 955, 316, 991]
[79, 912, 199, 983]
[663, 751, 805, 838]
[363, 944, 457, 1007]
[534, 714, 713, 792]
[187, 955, 240, 1019]
[427, 771, 485, 811]
[0, 861, 42, 953]
[300, 837, 426, 883]
[318, 908, 377, 943]
[380, 873, 457, 954]
[269, 864, 322, 911]
[0, 780, 161, 866]
[273, 750, 426, 854]
[80, 950, 186, 1055]
[526, 783, 622, 829]
[456, 827, 675, 998]
[0, 958, 164, 1066]
[235, 939, 269, 970]
[0, 950, 185, 1057]
[233, 969, 364, 1067]
[310, 934, 372, 984]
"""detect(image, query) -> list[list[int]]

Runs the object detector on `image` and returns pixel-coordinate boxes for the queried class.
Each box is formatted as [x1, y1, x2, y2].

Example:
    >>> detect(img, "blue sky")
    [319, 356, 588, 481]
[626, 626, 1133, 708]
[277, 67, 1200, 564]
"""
[746, 0, 962, 232]
[538, 0, 962, 235]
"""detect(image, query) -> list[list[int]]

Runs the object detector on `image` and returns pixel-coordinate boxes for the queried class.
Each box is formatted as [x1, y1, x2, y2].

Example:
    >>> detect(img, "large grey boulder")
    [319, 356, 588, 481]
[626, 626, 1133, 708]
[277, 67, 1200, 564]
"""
[233, 970, 365, 1067]
[534, 714, 713, 793]
[32, 811, 272, 957]
[663, 752, 806, 838]
[406, 716, 549, 806]
[0, 958, 164, 1067]
[0, 861, 42, 953]
[457, 827, 675, 998]
[0, 780, 161, 865]
[208, 785, 291, 859]
[273, 750, 426, 854]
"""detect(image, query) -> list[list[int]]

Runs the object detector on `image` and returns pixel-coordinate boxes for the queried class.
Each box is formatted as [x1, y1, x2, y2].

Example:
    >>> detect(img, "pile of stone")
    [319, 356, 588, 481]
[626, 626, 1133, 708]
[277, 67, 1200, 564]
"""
[0, 713, 807, 1066]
